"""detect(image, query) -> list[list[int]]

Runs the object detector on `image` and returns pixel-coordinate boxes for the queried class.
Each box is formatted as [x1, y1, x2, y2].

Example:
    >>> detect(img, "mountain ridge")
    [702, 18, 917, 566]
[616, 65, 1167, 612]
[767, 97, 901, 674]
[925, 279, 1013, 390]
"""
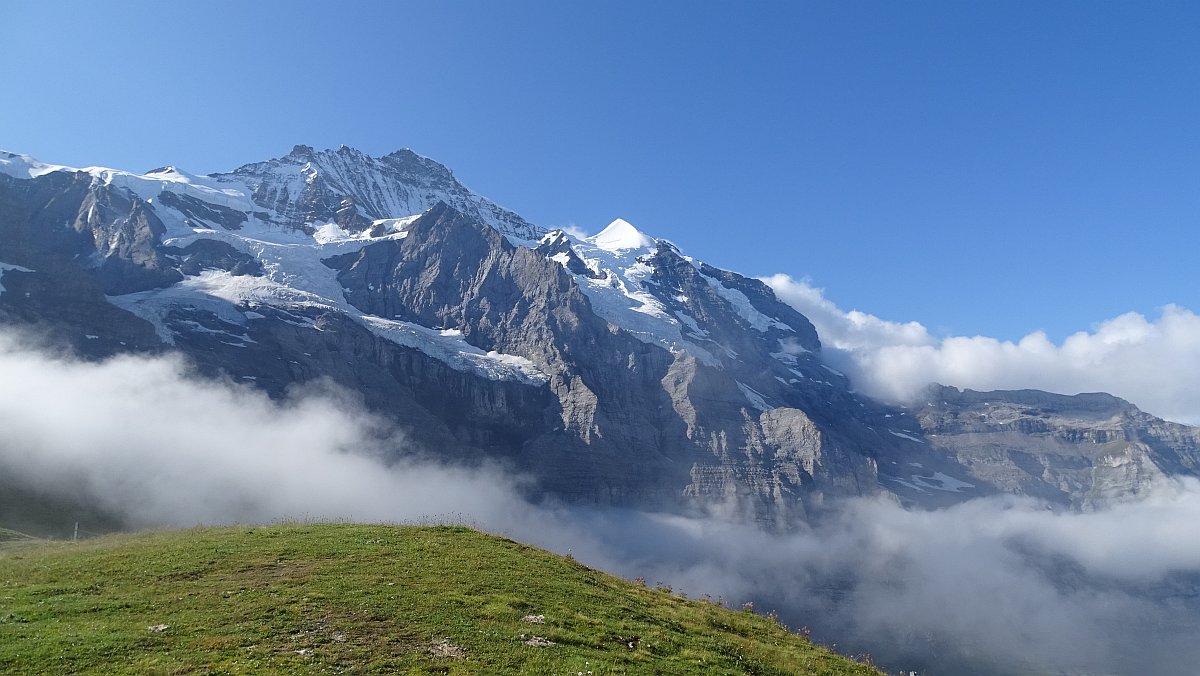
[1, 143, 1197, 529]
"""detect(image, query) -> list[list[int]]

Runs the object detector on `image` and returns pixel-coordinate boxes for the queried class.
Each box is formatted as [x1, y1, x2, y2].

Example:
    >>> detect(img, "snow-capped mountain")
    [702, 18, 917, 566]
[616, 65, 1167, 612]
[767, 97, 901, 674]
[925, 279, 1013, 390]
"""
[211, 144, 542, 240]
[2, 145, 1197, 526]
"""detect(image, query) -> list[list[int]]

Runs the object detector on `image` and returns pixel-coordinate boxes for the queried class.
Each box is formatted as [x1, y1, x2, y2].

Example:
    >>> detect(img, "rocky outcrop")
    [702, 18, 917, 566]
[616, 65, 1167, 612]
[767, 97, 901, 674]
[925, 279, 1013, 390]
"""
[162, 239, 263, 277]
[535, 229, 605, 279]
[155, 191, 249, 231]
[914, 385, 1200, 509]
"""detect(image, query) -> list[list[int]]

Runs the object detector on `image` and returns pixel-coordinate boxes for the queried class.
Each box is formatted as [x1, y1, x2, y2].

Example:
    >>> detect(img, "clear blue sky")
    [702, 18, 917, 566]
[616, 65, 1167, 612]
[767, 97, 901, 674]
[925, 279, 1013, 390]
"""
[3, 1, 1197, 341]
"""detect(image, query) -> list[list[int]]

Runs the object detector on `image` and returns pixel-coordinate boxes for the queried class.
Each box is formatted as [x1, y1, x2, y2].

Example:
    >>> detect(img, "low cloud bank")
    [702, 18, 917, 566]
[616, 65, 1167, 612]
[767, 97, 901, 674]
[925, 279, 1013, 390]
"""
[608, 489, 1200, 675]
[763, 274, 1200, 425]
[0, 334, 527, 527]
[3, 333, 1200, 674]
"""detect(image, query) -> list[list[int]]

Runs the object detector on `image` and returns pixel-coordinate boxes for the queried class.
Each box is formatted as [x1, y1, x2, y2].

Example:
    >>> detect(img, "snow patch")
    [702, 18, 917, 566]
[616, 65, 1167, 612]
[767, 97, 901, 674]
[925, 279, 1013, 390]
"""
[107, 270, 323, 344]
[880, 475, 930, 493]
[700, 271, 793, 333]
[0, 262, 33, 296]
[737, 382, 773, 412]
[911, 472, 975, 492]
[360, 316, 549, 386]
[771, 351, 799, 365]
[372, 214, 420, 232]
[312, 217, 416, 244]
[312, 222, 353, 244]
[888, 430, 926, 444]
[674, 311, 709, 339]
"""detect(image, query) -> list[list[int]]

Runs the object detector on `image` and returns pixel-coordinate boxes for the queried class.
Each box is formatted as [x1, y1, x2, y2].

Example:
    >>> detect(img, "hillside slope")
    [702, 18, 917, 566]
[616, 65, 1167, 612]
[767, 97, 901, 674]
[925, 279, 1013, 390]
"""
[0, 524, 878, 675]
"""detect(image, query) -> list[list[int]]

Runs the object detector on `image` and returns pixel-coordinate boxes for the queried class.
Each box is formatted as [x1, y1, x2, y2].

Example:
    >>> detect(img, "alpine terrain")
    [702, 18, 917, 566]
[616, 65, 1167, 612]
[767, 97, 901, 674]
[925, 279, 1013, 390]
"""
[2, 144, 1197, 529]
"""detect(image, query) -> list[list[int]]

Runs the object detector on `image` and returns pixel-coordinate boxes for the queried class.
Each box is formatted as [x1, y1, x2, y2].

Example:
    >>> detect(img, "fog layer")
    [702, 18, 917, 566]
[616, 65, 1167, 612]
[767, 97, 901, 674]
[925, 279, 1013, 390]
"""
[2, 333, 1199, 675]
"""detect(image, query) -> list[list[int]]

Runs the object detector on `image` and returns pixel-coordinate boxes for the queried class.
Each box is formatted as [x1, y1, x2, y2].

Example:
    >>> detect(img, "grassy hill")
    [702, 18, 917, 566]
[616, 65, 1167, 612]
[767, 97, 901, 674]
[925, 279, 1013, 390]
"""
[0, 523, 879, 675]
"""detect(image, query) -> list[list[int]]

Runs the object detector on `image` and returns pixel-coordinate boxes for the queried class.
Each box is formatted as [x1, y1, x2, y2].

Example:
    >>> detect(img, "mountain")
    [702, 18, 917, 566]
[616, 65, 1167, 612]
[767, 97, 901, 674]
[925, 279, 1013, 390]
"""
[1, 145, 1197, 527]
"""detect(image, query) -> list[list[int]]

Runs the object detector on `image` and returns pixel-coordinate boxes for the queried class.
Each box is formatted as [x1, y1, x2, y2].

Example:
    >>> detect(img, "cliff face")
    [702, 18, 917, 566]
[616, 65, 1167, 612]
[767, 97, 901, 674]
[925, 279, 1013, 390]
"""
[1, 146, 1196, 527]
[912, 386, 1200, 509]
[322, 203, 883, 521]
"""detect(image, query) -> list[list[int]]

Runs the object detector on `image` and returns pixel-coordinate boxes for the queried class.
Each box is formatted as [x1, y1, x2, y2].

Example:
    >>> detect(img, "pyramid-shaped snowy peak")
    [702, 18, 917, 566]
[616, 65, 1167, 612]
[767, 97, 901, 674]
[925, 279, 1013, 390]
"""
[589, 218, 655, 252]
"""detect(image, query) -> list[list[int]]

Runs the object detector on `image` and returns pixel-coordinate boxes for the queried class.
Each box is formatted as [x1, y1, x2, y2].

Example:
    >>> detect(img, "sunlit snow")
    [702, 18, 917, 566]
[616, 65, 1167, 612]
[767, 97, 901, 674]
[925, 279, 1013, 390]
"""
[589, 218, 655, 252]
[700, 270, 793, 333]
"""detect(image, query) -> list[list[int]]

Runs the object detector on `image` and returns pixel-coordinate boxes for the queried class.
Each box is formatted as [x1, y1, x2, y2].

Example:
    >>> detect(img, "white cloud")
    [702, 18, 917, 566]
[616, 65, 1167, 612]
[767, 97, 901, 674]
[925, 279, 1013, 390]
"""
[3, 330, 1200, 673]
[560, 223, 591, 240]
[763, 274, 1200, 424]
[523, 483, 1200, 675]
[0, 333, 529, 527]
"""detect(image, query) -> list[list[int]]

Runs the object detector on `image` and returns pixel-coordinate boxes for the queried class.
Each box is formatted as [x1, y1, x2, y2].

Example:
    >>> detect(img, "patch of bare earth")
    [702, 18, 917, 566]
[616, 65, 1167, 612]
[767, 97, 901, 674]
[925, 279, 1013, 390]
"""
[429, 637, 465, 658]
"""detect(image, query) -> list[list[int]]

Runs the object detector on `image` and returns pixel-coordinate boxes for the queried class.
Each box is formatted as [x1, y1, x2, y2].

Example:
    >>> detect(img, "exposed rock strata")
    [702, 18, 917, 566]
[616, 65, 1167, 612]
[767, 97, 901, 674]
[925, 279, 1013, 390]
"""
[2, 146, 1197, 528]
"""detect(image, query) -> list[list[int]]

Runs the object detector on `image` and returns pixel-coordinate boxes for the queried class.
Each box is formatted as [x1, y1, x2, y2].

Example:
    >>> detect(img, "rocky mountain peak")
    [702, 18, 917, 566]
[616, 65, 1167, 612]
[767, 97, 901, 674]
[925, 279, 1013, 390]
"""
[380, 148, 457, 182]
[535, 228, 605, 280]
[210, 145, 542, 240]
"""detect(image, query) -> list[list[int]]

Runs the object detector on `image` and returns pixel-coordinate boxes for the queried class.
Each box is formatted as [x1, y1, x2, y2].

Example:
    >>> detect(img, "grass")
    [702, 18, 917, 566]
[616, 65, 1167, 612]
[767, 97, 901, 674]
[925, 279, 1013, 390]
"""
[0, 528, 40, 546]
[0, 523, 879, 675]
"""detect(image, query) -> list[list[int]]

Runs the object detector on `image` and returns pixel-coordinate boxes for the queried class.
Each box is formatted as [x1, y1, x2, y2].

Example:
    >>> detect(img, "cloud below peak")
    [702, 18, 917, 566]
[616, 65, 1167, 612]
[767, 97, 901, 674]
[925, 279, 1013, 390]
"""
[762, 274, 1200, 424]
[4, 329, 1200, 673]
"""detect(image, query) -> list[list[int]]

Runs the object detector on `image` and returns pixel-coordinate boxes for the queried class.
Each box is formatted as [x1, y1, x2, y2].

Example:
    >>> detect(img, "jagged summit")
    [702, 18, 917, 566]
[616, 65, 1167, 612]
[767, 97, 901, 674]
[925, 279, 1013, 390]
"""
[211, 144, 540, 240]
[231, 144, 454, 183]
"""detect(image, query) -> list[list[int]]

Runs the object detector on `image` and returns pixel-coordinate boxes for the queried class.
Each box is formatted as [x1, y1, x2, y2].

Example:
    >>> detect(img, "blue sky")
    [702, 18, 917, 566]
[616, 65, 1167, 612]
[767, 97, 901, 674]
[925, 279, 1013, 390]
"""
[3, 0, 1197, 342]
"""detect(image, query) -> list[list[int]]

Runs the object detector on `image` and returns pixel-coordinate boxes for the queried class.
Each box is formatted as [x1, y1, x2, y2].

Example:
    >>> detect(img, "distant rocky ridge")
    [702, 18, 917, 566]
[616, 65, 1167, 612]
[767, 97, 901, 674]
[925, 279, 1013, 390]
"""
[1, 145, 1196, 527]
[912, 385, 1200, 509]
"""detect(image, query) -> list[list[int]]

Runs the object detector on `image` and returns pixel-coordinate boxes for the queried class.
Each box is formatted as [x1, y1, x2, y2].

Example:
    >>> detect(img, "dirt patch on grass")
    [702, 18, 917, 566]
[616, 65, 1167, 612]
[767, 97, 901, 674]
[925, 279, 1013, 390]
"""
[273, 609, 425, 663]
[429, 637, 465, 658]
[232, 561, 312, 583]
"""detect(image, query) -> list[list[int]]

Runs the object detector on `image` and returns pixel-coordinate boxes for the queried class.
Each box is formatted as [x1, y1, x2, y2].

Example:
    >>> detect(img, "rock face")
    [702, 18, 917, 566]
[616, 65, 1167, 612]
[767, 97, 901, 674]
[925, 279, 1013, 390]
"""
[1, 145, 1197, 527]
[913, 385, 1200, 509]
